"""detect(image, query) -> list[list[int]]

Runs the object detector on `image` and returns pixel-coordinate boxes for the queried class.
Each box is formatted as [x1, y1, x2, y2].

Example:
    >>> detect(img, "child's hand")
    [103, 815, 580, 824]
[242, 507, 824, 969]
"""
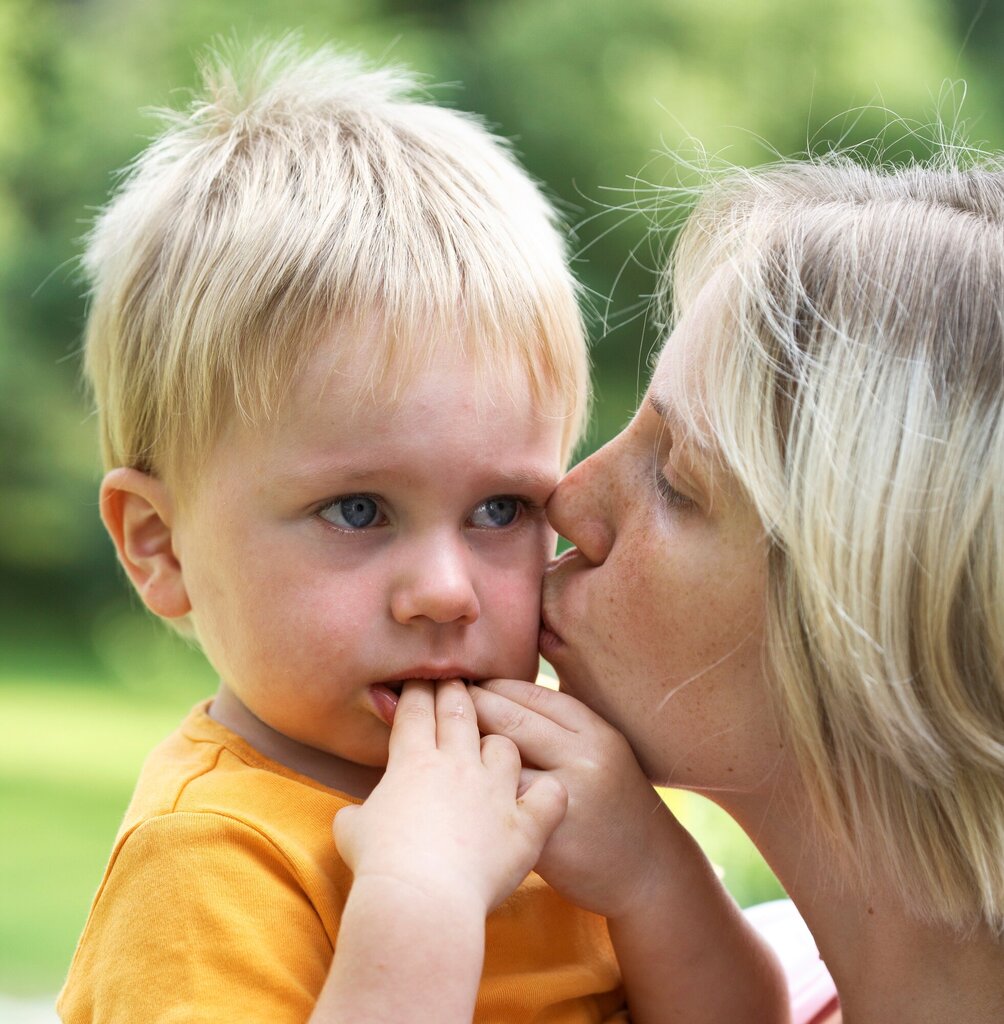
[333, 679, 567, 915]
[469, 679, 683, 922]
[318, 683, 568, 1023]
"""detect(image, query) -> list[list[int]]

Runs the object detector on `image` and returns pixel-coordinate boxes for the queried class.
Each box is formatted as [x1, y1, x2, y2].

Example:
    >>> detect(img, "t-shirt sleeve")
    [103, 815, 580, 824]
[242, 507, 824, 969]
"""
[59, 812, 333, 1024]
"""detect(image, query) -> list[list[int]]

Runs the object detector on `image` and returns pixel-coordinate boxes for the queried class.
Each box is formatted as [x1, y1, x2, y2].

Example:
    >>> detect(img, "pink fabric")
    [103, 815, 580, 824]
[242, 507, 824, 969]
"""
[744, 899, 838, 1024]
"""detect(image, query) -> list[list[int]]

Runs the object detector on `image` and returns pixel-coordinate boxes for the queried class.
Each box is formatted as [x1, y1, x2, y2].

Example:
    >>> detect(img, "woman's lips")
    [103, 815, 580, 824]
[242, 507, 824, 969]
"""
[538, 599, 566, 657]
[538, 624, 564, 658]
[545, 545, 582, 574]
[540, 546, 581, 656]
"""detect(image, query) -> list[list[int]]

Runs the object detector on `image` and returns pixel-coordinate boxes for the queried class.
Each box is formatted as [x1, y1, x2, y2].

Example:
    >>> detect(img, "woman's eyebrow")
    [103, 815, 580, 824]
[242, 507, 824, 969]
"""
[647, 391, 713, 492]
[649, 390, 705, 453]
[648, 392, 676, 425]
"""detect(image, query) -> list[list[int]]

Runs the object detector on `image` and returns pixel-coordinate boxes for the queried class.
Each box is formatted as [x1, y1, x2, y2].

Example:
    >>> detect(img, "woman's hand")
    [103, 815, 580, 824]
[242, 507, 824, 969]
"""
[468, 678, 681, 920]
[470, 679, 791, 1024]
[334, 679, 568, 914]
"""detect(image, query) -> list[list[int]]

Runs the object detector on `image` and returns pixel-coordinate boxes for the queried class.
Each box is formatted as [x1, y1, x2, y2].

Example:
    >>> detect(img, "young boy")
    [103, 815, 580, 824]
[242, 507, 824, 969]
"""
[60, 39, 787, 1024]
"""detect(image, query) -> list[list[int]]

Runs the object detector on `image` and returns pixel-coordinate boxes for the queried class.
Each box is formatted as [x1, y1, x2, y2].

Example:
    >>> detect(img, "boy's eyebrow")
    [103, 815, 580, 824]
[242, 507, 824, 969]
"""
[502, 466, 564, 493]
[278, 459, 561, 493]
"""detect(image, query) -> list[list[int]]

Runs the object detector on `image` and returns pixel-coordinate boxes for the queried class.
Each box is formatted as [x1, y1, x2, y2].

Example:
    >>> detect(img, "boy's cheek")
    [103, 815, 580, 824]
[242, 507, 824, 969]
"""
[490, 562, 545, 617]
[486, 583, 546, 680]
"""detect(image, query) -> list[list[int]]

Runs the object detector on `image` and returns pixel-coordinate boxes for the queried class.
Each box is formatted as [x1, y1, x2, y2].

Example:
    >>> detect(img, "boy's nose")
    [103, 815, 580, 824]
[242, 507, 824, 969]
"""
[390, 537, 480, 626]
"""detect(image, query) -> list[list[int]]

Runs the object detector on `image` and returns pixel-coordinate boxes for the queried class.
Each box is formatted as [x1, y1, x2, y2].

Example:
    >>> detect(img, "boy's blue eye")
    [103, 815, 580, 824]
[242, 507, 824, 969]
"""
[469, 497, 521, 528]
[319, 495, 385, 530]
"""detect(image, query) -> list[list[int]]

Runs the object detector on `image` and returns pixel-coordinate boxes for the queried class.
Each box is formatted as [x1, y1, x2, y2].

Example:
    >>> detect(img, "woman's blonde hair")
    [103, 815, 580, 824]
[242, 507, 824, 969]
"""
[83, 38, 588, 484]
[668, 150, 1004, 936]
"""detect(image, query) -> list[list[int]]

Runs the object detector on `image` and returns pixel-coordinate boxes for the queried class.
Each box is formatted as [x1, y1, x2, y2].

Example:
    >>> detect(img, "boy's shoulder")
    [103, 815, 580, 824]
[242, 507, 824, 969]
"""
[67, 701, 357, 967]
[110, 704, 356, 880]
[121, 700, 357, 840]
[59, 702, 357, 1024]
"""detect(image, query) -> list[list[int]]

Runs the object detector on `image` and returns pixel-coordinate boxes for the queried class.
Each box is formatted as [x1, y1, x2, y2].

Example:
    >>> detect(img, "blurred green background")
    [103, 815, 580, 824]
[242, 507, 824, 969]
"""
[3, 0, 1004, 997]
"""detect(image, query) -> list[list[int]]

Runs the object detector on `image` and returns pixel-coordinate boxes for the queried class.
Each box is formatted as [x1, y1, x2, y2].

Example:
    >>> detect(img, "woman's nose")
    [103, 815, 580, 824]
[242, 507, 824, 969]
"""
[546, 441, 617, 566]
[390, 536, 481, 626]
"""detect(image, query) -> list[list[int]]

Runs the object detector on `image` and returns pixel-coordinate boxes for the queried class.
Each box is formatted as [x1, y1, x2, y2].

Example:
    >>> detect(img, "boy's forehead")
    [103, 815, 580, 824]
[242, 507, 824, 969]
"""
[194, 309, 578, 483]
[288, 318, 551, 420]
[205, 345, 564, 500]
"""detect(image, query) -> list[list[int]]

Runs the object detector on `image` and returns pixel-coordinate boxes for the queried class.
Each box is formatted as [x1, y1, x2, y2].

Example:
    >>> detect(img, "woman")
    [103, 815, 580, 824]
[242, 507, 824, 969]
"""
[336, 150, 1004, 1024]
[524, 153, 1004, 1021]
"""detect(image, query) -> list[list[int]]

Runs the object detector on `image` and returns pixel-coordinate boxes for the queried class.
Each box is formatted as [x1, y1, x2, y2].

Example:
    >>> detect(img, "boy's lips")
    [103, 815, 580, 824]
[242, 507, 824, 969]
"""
[368, 668, 479, 727]
[369, 683, 402, 727]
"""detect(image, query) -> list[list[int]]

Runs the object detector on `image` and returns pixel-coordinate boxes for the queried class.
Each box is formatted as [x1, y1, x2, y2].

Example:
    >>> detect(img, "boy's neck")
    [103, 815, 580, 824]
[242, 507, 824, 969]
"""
[209, 683, 385, 799]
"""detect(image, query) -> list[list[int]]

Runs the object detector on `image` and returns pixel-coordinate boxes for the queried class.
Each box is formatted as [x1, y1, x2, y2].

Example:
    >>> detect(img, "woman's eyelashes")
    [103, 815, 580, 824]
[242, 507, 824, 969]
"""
[655, 468, 694, 510]
[651, 425, 696, 512]
[316, 494, 532, 532]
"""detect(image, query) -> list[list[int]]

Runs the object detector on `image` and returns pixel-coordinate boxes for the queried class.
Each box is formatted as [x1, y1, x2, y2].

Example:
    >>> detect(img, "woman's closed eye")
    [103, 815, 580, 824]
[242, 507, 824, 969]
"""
[318, 494, 387, 530]
[656, 470, 694, 511]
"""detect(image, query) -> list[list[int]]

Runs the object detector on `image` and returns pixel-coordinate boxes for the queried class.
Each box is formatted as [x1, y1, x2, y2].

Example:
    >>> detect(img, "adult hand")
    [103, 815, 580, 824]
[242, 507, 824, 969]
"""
[471, 680, 791, 1024]
[469, 678, 682, 921]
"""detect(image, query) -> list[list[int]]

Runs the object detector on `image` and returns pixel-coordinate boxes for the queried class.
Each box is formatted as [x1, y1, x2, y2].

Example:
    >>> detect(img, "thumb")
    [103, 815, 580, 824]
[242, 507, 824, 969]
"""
[516, 774, 568, 845]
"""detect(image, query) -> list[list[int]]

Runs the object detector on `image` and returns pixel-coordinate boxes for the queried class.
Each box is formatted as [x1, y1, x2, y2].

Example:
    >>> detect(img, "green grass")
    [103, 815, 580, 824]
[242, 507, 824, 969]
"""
[0, 680, 217, 994]
[2, 617, 782, 995]
[0, 613, 216, 995]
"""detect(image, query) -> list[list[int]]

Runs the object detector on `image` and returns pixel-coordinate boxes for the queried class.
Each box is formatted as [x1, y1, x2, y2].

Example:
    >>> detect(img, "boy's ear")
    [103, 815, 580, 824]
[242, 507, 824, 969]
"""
[100, 468, 192, 620]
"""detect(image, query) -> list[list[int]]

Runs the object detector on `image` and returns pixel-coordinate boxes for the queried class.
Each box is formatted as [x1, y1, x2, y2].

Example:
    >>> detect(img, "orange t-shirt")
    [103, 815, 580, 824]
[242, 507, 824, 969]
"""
[59, 702, 625, 1023]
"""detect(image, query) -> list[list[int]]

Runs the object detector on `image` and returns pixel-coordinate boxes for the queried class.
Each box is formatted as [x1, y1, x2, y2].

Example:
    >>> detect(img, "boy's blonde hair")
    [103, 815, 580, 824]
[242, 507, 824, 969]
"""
[83, 38, 588, 485]
[667, 152, 1004, 936]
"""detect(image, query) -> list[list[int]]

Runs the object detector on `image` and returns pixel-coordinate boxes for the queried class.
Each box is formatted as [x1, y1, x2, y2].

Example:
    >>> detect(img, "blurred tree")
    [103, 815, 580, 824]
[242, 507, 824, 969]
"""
[2, 0, 1002, 657]
[945, 0, 1004, 134]
[0, 1, 109, 653]
[454, 0, 1004, 442]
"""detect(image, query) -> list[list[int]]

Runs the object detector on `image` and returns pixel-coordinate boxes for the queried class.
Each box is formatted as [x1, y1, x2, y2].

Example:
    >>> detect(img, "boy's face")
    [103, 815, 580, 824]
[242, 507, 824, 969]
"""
[166, 328, 564, 790]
